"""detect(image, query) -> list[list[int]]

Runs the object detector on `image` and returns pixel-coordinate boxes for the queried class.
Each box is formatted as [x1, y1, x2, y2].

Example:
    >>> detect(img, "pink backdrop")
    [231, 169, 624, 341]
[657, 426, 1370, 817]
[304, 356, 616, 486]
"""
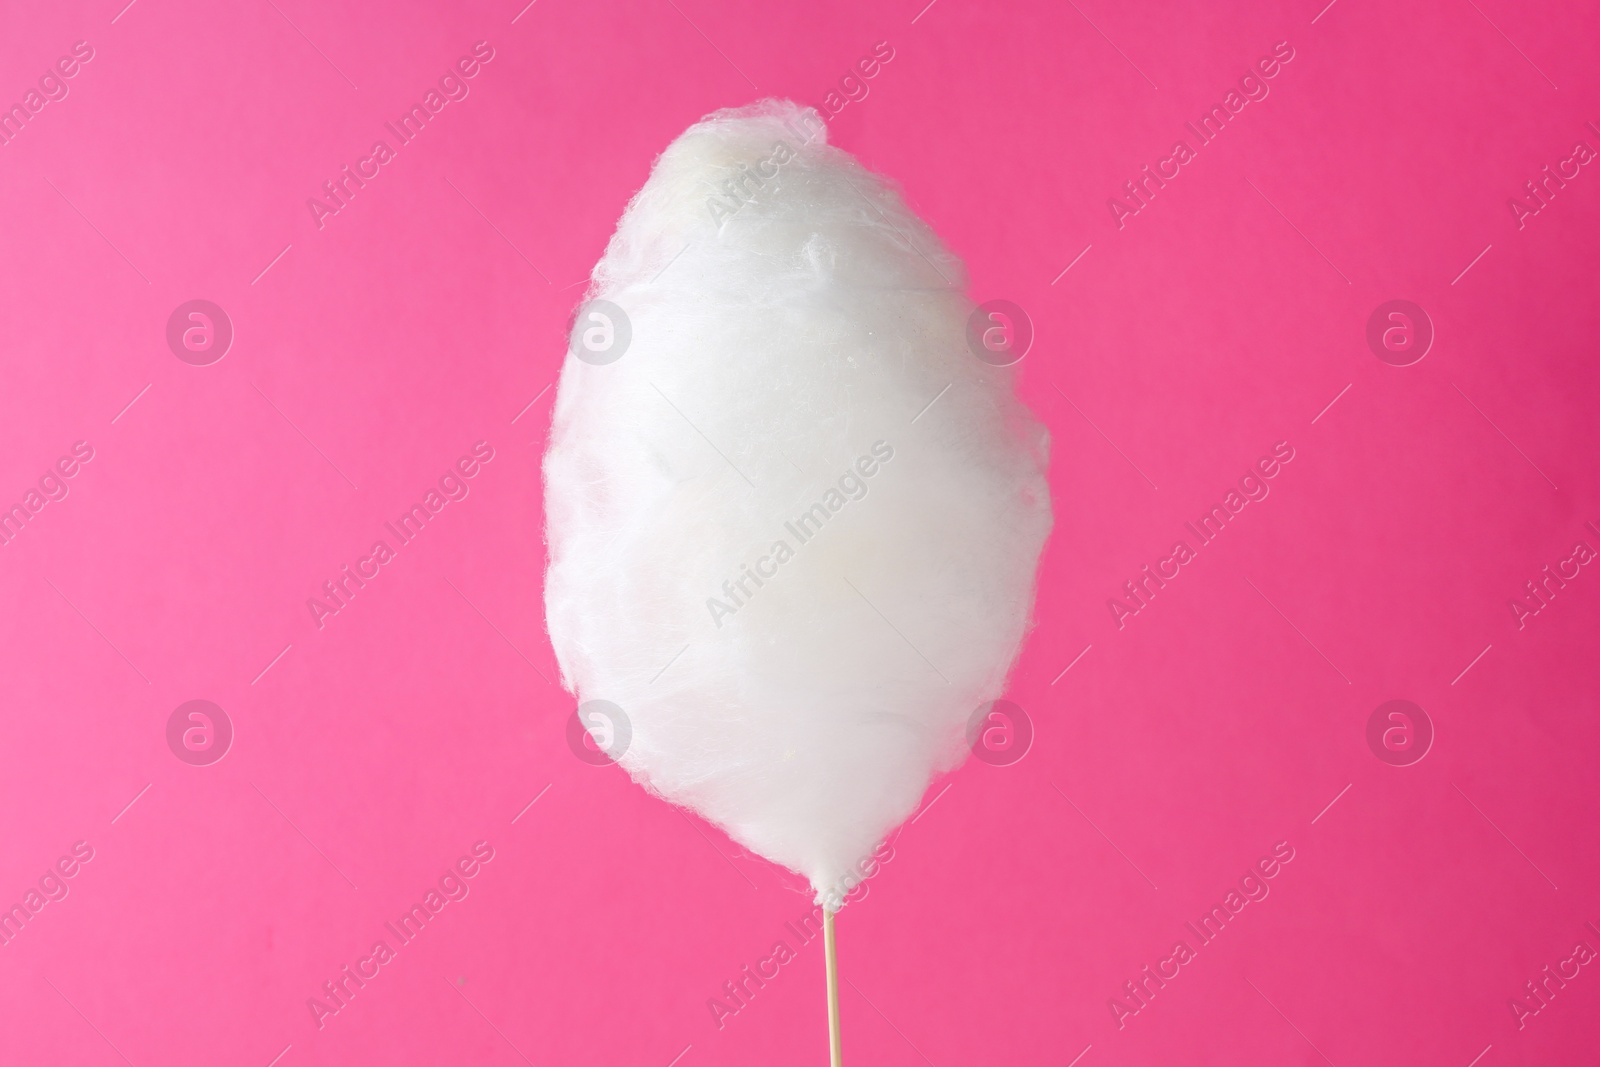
[3, 0, 1599, 1064]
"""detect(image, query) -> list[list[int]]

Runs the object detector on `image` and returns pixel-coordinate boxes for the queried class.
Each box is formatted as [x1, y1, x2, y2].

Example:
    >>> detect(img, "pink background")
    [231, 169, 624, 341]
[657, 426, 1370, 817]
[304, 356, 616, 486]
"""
[3, 0, 1599, 1064]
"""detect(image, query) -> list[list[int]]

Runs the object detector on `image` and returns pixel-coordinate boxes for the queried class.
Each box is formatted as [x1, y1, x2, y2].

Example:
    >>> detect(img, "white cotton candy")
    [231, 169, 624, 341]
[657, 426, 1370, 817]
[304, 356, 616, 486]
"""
[543, 100, 1052, 907]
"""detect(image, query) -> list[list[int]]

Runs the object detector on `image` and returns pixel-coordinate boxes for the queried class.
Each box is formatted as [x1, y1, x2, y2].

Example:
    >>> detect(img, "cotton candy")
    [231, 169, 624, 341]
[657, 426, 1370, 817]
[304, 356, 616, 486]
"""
[543, 99, 1052, 907]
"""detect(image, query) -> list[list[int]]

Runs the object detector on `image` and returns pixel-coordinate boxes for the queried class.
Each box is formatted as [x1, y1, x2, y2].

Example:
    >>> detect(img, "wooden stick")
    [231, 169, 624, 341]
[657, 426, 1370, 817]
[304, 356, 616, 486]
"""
[824, 907, 842, 1066]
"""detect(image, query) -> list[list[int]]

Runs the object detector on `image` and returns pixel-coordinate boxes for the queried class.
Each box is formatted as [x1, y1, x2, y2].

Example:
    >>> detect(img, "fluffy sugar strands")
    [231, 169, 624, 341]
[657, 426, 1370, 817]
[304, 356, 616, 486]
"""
[544, 99, 1052, 906]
